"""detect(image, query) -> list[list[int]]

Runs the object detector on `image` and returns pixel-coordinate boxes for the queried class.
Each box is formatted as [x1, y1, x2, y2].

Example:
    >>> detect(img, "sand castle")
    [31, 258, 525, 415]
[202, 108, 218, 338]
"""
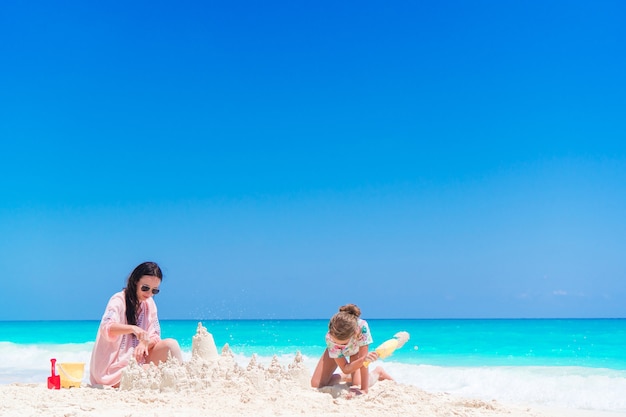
[119, 322, 310, 393]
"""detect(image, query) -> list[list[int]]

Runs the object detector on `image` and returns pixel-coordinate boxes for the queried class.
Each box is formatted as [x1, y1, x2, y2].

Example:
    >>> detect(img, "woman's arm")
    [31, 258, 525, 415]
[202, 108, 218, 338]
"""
[107, 322, 148, 340]
[103, 321, 150, 361]
[145, 298, 162, 348]
[107, 323, 152, 360]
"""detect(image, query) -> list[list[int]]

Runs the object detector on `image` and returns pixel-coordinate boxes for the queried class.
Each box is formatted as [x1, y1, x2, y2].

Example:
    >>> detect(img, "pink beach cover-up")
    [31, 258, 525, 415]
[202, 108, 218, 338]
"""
[89, 291, 161, 387]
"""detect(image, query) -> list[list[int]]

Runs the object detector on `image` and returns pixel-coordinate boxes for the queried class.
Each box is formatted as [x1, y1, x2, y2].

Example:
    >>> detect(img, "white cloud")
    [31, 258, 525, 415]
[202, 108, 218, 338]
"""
[553, 290, 568, 296]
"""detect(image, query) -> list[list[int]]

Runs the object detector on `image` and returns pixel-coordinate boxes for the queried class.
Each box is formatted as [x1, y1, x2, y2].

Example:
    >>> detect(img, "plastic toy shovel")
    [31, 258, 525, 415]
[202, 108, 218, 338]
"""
[48, 358, 60, 389]
[364, 331, 410, 367]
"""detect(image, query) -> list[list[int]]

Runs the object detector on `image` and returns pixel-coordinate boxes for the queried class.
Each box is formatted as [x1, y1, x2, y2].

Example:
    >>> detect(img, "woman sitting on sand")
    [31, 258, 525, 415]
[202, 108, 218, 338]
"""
[311, 304, 393, 394]
[89, 261, 183, 388]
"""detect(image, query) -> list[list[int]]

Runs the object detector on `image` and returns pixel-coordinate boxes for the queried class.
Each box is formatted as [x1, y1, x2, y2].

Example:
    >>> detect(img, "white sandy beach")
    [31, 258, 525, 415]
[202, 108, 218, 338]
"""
[2, 324, 623, 417]
[2, 379, 625, 417]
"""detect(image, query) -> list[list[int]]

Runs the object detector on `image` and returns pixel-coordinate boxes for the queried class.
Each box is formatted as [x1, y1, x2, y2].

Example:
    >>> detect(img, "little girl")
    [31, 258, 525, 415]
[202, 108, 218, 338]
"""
[310, 304, 393, 394]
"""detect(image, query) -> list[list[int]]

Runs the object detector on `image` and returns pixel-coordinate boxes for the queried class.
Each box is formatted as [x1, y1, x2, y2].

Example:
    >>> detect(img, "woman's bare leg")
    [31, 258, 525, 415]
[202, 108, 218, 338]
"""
[146, 338, 183, 364]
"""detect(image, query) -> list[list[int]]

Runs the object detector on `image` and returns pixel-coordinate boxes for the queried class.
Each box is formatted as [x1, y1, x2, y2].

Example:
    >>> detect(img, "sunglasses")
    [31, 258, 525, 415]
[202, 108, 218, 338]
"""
[140, 285, 160, 295]
[329, 337, 350, 348]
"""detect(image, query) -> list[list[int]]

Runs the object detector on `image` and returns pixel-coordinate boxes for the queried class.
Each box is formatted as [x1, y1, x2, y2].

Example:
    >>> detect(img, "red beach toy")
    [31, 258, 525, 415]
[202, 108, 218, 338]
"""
[47, 358, 61, 389]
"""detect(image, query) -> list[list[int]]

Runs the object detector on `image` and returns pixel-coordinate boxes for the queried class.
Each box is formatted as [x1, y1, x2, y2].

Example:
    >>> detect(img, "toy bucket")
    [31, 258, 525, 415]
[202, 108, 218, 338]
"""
[57, 362, 84, 388]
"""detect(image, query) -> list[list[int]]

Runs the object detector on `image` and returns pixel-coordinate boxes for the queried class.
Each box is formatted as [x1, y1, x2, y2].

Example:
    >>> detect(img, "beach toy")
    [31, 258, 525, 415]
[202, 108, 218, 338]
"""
[47, 358, 61, 389]
[364, 331, 410, 367]
[57, 362, 85, 388]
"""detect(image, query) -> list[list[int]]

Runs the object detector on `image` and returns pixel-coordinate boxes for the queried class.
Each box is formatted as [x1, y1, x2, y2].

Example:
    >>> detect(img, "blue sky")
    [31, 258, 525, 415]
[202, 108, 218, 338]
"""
[1, 1, 625, 320]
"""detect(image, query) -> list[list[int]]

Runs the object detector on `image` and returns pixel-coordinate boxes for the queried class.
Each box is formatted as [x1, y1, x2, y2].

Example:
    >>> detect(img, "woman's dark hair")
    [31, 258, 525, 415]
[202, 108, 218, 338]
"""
[124, 261, 163, 325]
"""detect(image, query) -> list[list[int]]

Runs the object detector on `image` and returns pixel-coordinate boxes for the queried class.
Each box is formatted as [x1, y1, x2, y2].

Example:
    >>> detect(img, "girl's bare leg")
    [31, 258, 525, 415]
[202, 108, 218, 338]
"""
[311, 349, 342, 388]
[368, 366, 394, 388]
[372, 366, 394, 381]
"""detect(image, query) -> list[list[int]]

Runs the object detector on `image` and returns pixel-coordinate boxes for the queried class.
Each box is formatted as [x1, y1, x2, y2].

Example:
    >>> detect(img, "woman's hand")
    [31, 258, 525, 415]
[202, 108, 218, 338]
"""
[132, 326, 148, 341]
[134, 338, 149, 361]
[133, 326, 150, 361]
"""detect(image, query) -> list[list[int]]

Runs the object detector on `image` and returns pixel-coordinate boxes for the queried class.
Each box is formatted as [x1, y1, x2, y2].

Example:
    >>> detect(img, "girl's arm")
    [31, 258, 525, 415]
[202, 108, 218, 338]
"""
[334, 348, 378, 378]
[349, 345, 379, 393]
[334, 356, 362, 376]
[357, 345, 370, 393]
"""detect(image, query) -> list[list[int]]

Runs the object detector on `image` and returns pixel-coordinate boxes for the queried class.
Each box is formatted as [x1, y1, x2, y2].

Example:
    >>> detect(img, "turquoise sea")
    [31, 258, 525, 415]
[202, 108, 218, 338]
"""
[1, 319, 625, 411]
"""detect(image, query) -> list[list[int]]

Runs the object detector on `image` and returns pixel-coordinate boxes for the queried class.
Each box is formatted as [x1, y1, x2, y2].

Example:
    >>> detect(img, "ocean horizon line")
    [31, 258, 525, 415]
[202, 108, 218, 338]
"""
[1, 317, 624, 323]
